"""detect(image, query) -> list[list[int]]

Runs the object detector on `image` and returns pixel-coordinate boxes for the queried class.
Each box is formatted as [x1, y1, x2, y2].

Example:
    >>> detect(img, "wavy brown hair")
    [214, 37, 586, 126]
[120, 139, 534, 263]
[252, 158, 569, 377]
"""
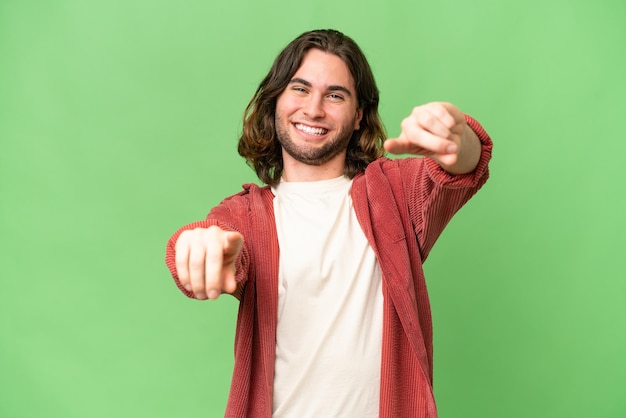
[237, 29, 386, 186]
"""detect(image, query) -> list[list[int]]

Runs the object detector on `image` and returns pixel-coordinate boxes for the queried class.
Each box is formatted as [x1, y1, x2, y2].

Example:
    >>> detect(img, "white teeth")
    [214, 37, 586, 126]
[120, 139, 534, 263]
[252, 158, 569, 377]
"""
[295, 123, 328, 136]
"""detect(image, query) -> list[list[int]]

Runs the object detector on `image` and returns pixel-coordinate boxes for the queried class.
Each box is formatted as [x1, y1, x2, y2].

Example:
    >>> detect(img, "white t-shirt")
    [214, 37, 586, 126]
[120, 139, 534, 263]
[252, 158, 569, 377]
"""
[271, 176, 383, 417]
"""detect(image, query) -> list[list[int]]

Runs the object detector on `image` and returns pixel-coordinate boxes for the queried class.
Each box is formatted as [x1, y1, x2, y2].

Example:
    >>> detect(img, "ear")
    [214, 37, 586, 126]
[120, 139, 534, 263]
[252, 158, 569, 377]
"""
[354, 108, 364, 130]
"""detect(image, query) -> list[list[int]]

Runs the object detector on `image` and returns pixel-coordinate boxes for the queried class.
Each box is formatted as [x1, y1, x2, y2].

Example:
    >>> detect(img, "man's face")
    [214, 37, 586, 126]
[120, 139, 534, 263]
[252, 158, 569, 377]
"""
[275, 49, 363, 169]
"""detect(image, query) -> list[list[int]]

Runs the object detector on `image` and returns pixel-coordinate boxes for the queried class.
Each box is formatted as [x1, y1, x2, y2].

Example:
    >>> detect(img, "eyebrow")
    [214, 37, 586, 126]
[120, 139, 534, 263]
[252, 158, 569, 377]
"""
[289, 77, 353, 97]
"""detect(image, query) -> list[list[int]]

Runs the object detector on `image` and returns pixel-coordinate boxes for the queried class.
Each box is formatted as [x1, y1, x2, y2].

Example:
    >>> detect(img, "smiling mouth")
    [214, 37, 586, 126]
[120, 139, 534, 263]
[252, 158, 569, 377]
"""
[294, 123, 329, 136]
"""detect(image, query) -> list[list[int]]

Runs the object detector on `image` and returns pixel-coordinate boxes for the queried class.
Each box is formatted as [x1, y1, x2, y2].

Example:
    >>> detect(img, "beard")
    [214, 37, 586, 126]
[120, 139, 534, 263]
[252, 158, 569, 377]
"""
[275, 113, 357, 166]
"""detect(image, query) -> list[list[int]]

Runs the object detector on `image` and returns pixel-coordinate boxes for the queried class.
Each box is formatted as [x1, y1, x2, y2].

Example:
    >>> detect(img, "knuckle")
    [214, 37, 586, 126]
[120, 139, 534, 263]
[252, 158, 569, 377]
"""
[400, 116, 413, 131]
[205, 226, 224, 245]
[175, 232, 190, 250]
[428, 102, 446, 117]
[411, 105, 423, 115]
[418, 112, 435, 128]
[206, 225, 222, 236]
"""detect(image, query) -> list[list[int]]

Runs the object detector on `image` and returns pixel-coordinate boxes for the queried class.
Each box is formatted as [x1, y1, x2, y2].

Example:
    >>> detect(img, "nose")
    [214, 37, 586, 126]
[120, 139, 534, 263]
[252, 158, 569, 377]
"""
[303, 94, 325, 119]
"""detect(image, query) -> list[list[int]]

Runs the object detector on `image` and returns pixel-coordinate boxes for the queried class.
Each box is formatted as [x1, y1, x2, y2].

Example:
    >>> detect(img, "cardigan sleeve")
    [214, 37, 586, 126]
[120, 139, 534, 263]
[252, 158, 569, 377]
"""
[402, 114, 493, 260]
[164, 191, 252, 300]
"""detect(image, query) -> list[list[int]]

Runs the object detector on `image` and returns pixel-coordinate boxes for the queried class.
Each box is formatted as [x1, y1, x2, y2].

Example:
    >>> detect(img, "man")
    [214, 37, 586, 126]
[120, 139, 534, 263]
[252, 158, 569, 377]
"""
[165, 29, 492, 417]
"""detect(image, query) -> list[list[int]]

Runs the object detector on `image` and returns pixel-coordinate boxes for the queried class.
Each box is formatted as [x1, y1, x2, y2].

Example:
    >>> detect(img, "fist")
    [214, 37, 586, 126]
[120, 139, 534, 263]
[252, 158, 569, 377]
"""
[174, 226, 244, 300]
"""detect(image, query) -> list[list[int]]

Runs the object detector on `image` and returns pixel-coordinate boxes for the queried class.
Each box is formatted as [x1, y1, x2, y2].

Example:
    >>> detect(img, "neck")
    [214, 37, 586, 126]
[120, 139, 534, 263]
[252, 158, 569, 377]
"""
[281, 152, 346, 182]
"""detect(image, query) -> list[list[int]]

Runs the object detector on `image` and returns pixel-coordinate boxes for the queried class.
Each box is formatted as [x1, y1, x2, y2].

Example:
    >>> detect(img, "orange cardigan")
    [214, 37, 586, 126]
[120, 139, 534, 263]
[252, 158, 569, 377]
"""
[165, 116, 492, 417]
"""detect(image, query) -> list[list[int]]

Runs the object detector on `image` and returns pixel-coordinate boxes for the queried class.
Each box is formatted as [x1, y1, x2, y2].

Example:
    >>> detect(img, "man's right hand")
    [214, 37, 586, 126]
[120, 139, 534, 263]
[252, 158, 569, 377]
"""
[174, 226, 244, 300]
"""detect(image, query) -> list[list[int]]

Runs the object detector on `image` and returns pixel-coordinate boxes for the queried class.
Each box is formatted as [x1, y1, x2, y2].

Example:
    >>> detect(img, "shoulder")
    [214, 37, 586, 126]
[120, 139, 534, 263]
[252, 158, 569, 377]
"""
[209, 183, 273, 218]
[221, 182, 273, 202]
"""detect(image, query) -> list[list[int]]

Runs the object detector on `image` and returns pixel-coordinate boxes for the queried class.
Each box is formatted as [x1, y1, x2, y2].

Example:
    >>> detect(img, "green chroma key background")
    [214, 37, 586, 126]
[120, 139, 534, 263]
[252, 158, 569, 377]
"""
[1, 0, 625, 417]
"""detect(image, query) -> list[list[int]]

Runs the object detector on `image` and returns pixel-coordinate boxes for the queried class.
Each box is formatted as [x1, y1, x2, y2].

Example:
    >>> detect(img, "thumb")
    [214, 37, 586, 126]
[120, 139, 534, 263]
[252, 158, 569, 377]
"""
[220, 232, 243, 295]
[223, 231, 244, 257]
